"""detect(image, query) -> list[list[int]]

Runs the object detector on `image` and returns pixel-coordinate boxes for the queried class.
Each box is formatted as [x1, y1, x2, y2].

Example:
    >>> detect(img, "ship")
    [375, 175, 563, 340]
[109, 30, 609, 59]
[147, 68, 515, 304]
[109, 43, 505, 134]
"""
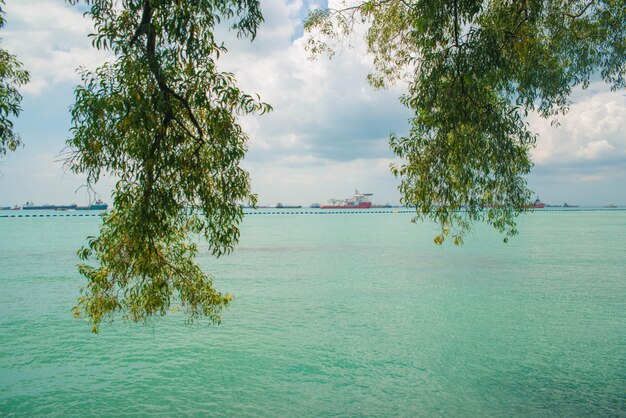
[275, 203, 302, 209]
[562, 202, 579, 208]
[320, 190, 373, 209]
[521, 197, 546, 209]
[22, 202, 77, 210]
[77, 199, 109, 211]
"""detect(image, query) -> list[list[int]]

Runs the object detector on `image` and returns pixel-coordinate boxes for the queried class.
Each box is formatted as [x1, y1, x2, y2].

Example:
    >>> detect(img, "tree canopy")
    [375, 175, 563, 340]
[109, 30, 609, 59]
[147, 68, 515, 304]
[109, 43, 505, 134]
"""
[306, 0, 625, 244]
[0, 0, 29, 159]
[66, 0, 270, 332]
[2, 0, 622, 331]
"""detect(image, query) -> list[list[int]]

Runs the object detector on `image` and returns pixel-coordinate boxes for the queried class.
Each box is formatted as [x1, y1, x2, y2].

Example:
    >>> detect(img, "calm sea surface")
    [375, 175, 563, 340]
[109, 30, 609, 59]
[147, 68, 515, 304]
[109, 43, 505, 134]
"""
[0, 209, 624, 416]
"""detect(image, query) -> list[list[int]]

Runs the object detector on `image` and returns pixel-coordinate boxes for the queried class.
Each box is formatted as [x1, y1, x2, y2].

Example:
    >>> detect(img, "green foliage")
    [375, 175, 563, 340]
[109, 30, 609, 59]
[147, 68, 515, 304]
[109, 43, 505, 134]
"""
[67, 0, 270, 332]
[0, 0, 29, 158]
[306, 0, 625, 244]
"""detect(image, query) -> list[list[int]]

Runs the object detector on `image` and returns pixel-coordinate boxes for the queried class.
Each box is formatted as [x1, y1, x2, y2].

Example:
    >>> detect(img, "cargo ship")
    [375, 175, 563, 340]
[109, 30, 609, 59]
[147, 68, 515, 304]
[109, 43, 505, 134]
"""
[275, 203, 302, 209]
[22, 202, 77, 210]
[320, 190, 373, 209]
[21, 199, 108, 211]
[520, 197, 546, 209]
[77, 199, 109, 210]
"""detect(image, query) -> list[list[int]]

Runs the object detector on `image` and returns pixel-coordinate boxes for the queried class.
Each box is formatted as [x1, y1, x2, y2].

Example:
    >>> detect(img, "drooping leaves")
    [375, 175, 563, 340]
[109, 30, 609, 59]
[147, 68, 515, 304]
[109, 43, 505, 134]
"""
[67, 0, 270, 332]
[0, 0, 29, 158]
[306, 0, 625, 243]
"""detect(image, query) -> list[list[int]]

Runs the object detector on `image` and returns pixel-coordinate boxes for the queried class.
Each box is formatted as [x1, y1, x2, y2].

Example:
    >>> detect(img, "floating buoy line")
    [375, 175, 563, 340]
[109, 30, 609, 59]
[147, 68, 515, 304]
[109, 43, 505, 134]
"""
[0, 207, 624, 219]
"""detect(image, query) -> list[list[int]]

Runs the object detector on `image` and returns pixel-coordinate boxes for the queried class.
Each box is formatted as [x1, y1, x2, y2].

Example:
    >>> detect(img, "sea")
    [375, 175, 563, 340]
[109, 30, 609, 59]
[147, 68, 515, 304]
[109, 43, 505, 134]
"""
[0, 208, 624, 416]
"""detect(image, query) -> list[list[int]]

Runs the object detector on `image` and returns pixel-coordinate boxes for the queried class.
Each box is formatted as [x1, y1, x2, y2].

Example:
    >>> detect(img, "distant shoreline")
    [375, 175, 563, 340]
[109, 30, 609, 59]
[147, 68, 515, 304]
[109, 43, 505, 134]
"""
[2, 206, 626, 220]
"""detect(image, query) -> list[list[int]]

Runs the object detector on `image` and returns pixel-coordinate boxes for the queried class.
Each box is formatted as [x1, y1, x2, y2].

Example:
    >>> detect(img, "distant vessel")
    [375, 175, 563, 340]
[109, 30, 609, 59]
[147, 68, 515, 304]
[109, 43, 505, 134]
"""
[22, 202, 77, 211]
[320, 190, 373, 209]
[523, 197, 545, 209]
[77, 199, 108, 211]
[562, 202, 579, 208]
[310, 203, 321, 208]
[275, 203, 302, 209]
[20, 199, 108, 211]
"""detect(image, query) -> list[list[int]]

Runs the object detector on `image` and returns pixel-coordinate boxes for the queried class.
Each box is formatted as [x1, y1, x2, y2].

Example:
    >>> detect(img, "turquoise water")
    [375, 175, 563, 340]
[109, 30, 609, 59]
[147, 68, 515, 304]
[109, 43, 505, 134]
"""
[1, 210, 624, 416]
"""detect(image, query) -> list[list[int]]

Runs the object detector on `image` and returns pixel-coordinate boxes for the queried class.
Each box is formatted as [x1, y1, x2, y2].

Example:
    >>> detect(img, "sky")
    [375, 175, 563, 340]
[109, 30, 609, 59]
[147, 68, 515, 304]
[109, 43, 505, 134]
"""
[0, 0, 624, 207]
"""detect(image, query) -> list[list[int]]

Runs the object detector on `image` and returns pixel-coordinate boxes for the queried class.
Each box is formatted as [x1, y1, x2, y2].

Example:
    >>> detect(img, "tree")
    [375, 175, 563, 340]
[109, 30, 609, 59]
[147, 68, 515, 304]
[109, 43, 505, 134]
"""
[0, 0, 29, 159]
[66, 0, 270, 333]
[306, 0, 625, 244]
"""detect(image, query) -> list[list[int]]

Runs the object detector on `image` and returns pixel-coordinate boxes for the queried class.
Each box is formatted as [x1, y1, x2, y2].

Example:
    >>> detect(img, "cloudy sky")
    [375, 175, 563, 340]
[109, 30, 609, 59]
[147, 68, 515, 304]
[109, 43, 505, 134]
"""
[0, 0, 624, 207]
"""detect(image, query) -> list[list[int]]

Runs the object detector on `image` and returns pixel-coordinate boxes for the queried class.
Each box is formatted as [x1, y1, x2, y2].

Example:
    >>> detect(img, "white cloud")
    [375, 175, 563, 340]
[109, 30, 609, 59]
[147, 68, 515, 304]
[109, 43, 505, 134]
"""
[207, 0, 411, 204]
[576, 174, 603, 182]
[3, 0, 111, 95]
[576, 140, 615, 160]
[527, 87, 626, 204]
[0, 150, 116, 205]
[0, 0, 623, 206]
[530, 89, 626, 167]
[245, 156, 401, 205]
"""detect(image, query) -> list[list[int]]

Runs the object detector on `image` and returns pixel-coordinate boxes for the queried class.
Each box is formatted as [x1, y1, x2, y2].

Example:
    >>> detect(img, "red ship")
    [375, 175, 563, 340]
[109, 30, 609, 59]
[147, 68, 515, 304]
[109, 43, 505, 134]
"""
[532, 197, 545, 208]
[320, 190, 373, 209]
